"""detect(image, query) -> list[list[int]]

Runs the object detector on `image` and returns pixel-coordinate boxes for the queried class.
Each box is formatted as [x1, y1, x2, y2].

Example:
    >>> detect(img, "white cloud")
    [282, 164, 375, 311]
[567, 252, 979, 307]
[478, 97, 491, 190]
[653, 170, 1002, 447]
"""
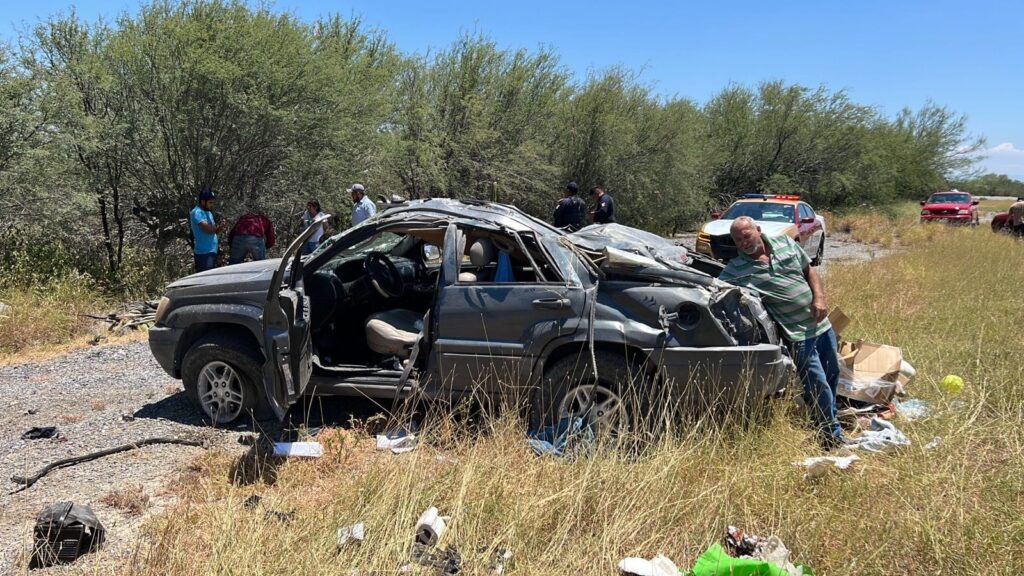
[979, 142, 1024, 179]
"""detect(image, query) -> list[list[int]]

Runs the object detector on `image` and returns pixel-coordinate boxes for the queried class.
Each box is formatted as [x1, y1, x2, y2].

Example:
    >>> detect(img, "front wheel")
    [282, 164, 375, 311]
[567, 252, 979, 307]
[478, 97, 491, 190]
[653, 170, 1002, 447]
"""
[810, 237, 825, 267]
[182, 332, 268, 425]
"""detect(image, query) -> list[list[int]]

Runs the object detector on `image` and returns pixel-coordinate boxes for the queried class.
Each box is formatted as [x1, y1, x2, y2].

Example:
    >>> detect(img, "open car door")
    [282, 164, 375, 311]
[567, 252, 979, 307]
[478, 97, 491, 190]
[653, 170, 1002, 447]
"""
[261, 213, 330, 420]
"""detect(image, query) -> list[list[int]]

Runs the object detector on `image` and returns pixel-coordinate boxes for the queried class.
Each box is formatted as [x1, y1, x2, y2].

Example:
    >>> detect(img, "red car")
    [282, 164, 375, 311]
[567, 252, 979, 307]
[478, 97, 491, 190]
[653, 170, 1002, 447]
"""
[919, 190, 979, 225]
[991, 211, 1011, 233]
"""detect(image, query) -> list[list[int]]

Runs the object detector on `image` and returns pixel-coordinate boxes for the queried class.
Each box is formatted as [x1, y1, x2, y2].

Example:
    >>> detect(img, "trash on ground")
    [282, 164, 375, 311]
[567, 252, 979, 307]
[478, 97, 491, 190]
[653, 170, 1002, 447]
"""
[526, 416, 594, 458]
[726, 525, 762, 556]
[416, 506, 449, 546]
[488, 548, 513, 575]
[940, 374, 965, 395]
[81, 300, 159, 334]
[793, 454, 861, 480]
[845, 417, 911, 453]
[271, 441, 323, 458]
[336, 523, 366, 549]
[21, 427, 60, 440]
[836, 339, 914, 404]
[376, 432, 418, 454]
[618, 553, 679, 575]
[30, 502, 105, 569]
[23, 408, 38, 416]
[241, 494, 293, 522]
[894, 398, 930, 420]
[119, 414, 135, 422]
[689, 542, 811, 576]
[925, 437, 942, 450]
[411, 543, 461, 575]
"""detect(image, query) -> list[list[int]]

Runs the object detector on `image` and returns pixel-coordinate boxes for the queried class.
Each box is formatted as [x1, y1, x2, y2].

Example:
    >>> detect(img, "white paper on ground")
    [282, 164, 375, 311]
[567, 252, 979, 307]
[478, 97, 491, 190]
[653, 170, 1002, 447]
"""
[272, 441, 324, 458]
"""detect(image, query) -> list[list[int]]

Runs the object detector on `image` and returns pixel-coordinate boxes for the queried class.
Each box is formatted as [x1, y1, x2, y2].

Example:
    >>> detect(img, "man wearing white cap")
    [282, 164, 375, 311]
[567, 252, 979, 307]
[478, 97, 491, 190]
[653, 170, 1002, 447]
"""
[349, 183, 376, 226]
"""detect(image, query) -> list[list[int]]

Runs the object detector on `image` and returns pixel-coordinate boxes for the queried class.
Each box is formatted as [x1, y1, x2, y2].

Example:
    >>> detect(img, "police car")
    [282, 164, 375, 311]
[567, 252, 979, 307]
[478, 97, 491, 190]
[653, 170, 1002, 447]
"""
[695, 194, 826, 265]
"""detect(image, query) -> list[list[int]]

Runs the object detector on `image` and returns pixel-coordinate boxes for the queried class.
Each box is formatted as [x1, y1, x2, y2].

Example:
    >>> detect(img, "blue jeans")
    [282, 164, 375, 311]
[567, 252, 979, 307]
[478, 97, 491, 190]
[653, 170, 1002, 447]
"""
[194, 252, 217, 273]
[790, 327, 843, 440]
[302, 240, 319, 255]
[229, 235, 267, 264]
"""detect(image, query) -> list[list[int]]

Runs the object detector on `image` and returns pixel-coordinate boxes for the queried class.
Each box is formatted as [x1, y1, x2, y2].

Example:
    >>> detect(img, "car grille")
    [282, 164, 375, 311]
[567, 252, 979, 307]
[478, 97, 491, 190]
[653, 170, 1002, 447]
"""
[709, 235, 739, 261]
[931, 208, 958, 216]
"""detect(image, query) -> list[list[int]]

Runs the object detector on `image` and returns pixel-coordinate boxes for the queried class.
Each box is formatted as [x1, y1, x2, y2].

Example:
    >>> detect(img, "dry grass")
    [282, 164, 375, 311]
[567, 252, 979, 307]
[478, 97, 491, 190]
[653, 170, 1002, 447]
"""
[59, 413, 84, 424]
[103, 226, 1024, 575]
[0, 275, 108, 361]
[91, 400, 109, 411]
[100, 484, 151, 516]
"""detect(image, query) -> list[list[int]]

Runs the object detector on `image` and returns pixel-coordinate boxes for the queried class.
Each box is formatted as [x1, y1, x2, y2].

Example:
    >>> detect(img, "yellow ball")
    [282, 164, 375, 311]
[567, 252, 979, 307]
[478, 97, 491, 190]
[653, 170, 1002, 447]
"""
[940, 374, 964, 395]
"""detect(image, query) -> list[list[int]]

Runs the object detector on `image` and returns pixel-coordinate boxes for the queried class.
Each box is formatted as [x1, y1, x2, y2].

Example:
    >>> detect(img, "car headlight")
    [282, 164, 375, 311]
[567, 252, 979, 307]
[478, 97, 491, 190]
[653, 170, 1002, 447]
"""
[957, 209, 970, 215]
[921, 209, 930, 215]
[154, 296, 171, 325]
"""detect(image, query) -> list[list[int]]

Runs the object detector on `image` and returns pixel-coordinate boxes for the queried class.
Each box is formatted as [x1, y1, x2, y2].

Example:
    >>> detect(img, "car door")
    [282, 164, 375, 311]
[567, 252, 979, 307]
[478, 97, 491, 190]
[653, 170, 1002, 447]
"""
[797, 203, 821, 253]
[261, 212, 330, 419]
[429, 224, 587, 395]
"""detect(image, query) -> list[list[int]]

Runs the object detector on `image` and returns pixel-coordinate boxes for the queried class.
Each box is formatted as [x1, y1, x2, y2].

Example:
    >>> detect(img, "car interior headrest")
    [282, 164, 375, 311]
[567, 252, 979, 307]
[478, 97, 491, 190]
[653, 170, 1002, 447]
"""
[469, 238, 496, 267]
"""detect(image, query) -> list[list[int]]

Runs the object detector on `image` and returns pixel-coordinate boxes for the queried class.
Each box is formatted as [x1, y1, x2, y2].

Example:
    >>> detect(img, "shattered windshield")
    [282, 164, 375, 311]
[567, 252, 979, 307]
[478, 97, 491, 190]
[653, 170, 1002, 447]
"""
[722, 202, 795, 223]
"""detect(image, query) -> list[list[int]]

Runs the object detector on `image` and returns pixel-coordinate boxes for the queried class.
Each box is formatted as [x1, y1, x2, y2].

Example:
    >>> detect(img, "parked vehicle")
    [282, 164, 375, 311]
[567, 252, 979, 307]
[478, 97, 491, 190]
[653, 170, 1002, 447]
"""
[149, 199, 791, 435]
[695, 194, 826, 265]
[991, 211, 1011, 233]
[919, 190, 979, 225]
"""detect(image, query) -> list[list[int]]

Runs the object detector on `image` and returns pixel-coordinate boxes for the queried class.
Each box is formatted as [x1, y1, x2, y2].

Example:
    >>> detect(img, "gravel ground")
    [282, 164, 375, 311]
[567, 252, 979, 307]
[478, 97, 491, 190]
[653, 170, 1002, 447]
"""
[0, 342, 253, 575]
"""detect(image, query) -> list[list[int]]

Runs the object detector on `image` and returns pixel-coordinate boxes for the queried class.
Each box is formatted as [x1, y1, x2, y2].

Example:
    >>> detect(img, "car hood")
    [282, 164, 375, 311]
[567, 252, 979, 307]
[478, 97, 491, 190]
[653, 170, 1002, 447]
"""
[703, 219, 795, 237]
[166, 258, 280, 293]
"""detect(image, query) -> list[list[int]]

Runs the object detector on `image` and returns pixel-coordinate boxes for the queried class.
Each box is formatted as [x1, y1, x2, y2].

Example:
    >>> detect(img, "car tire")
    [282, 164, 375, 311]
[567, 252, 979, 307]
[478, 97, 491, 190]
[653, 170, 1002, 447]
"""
[529, 350, 657, 443]
[810, 239, 824, 267]
[182, 332, 269, 425]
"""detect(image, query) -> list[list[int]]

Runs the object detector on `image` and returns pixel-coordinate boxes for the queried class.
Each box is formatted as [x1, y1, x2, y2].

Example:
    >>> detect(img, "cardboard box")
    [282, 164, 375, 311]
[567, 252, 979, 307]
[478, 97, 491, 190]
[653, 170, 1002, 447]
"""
[837, 340, 908, 403]
[828, 307, 851, 337]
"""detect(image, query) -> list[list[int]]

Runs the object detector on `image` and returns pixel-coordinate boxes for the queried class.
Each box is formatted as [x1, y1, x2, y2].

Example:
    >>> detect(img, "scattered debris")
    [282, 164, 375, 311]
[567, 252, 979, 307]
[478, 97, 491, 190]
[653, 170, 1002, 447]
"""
[618, 553, 679, 575]
[793, 454, 861, 480]
[925, 437, 942, 450]
[242, 495, 262, 510]
[23, 408, 38, 416]
[411, 543, 461, 575]
[21, 427, 59, 440]
[416, 507, 449, 546]
[119, 414, 136, 423]
[11, 437, 206, 492]
[241, 494, 294, 523]
[940, 374, 965, 395]
[336, 523, 366, 549]
[487, 548, 513, 575]
[29, 502, 105, 569]
[82, 301, 159, 334]
[271, 441, 323, 458]
[894, 398, 930, 420]
[846, 417, 911, 453]
[725, 525, 761, 556]
[526, 416, 594, 458]
[376, 431, 418, 454]
[689, 541, 811, 576]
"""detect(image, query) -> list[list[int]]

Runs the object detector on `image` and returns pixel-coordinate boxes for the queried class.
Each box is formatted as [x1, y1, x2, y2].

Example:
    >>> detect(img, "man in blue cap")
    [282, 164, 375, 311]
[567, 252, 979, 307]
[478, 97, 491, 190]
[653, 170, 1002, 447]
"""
[190, 188, 225, 273]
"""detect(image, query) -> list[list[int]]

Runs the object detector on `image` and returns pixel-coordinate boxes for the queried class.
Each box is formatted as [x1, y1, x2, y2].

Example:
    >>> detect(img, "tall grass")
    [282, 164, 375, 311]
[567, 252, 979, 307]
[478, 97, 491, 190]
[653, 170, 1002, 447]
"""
[92, 226, 1024, 575]
[0, 272, 109, 360]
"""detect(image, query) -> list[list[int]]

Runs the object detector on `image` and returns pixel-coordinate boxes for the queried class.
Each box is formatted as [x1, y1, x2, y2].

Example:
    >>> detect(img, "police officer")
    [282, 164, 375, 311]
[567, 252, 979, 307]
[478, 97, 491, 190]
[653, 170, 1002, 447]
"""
[589, 186, 615, 224]
[553, 181, 587, 231]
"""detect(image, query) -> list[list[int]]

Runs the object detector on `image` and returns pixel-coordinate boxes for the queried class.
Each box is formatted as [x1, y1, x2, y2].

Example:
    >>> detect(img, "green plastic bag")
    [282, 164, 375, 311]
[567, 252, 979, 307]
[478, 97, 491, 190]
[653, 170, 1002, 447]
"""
[688, 543, 812, 576]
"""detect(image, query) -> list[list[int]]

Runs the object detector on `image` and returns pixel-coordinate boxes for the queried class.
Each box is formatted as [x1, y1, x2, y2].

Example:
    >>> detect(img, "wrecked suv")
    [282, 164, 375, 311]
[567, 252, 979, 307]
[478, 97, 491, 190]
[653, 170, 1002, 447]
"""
[149, 199, 791, 434]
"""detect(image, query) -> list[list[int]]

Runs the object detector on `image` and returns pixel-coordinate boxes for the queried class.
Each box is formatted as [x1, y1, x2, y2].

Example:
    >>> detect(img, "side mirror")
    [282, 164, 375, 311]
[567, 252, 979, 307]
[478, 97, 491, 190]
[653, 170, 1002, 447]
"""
[710, 211, 721, 220]
[971, 199, 979, 205]
[919, 200, 926, 206]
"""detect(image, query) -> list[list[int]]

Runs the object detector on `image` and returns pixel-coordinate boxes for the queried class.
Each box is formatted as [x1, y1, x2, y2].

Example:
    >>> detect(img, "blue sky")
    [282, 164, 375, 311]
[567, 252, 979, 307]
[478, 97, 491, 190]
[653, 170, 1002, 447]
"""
[6, 0, 1024, 178]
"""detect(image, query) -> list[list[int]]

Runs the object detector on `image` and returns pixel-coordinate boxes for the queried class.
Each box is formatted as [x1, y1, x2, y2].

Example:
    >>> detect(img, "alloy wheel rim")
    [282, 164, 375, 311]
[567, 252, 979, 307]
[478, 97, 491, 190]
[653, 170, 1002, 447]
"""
[558, 384, 625, 438]
[197, 360, 244, 424]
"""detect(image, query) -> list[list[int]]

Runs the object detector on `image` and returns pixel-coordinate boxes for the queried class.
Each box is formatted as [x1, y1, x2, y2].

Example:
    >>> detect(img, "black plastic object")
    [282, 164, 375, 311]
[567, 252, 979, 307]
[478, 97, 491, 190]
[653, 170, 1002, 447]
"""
[30, 502, 105, 568]
[21, 427, 58, 440]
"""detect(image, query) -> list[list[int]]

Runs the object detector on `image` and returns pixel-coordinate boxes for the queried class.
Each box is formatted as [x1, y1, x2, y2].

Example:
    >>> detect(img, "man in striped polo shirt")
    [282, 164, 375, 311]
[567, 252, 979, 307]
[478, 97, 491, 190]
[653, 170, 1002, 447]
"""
[720, 216, 845, 449]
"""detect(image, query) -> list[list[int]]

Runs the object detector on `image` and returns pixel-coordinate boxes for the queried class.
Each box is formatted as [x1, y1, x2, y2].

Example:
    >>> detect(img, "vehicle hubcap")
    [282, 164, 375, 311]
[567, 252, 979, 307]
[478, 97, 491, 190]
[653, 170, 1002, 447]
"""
[197, 360, 244, 424]
[558, 384, 625, 439]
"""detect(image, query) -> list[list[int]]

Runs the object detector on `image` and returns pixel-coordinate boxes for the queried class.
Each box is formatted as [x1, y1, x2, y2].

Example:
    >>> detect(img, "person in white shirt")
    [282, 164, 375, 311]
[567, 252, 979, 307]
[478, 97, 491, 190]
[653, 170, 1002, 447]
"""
[301, 199, 328, 255]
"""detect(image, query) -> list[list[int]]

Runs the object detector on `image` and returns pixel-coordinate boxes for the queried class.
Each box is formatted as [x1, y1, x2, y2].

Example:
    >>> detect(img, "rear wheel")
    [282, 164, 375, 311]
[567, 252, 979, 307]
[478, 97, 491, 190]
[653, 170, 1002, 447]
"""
[530, 350, 656, 443]
[182, 332, 268, 425]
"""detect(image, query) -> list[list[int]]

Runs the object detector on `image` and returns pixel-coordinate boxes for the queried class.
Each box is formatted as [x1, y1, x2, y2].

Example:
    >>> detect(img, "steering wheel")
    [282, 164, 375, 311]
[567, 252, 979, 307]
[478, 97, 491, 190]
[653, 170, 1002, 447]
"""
[364, 251, 405, 298]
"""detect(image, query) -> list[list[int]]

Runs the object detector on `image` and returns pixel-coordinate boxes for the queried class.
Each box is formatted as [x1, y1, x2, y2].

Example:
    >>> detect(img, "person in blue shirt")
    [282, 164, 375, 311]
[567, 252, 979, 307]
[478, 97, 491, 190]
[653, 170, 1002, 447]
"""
[349, 183, 377, 226]
[190, 188, 225, 273]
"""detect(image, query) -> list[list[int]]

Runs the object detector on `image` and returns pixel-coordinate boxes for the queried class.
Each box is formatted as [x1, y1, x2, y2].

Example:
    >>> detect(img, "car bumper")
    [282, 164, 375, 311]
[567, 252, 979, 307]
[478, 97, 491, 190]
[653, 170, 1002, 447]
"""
[645, 343, 792, 406]
[695, 236, 713, 258]
[920, 214, 972, 223]
[148, 325, 183, 378]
